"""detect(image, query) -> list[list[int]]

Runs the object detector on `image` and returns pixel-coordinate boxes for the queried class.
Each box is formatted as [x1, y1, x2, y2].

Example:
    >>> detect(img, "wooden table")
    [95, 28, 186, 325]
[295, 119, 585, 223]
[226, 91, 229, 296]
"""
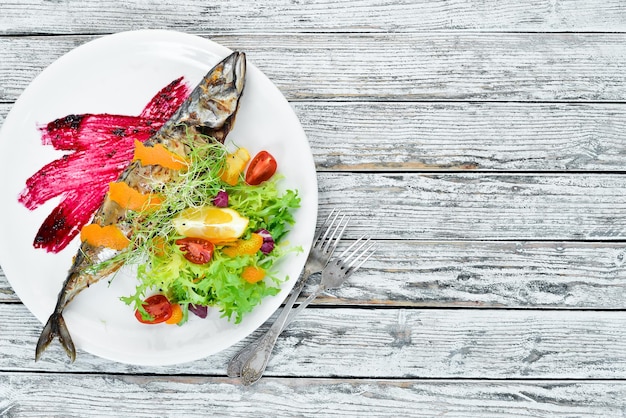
[2, 1, 626, 416]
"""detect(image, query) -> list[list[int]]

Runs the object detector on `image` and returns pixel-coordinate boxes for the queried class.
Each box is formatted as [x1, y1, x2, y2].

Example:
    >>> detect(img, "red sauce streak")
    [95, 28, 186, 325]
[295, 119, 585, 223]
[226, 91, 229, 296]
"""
[18, 77, 190, 253]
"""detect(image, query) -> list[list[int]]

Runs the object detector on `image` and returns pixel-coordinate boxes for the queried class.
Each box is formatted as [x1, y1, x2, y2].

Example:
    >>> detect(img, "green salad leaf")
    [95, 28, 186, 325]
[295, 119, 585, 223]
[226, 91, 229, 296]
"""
[111, 134, 301, 324]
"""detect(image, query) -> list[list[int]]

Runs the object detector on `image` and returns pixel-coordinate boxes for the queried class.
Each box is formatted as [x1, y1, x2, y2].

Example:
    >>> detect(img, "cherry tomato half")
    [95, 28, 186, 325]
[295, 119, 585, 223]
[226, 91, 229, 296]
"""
[176, 237, 214, 264]
[245, 151, 277, 186]
[135, 294, 172, 324]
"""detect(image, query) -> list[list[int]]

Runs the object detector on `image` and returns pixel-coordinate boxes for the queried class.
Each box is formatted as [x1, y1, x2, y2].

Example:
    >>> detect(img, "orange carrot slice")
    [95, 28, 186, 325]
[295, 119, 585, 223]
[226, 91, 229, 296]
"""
[222, 233, 264, 257]
[166, 304, 183, 324]
[80, 224, 131, 250]
[108, 181, 163, 212]
[241, 266, 266, 284]
[132, 140, 188, 170]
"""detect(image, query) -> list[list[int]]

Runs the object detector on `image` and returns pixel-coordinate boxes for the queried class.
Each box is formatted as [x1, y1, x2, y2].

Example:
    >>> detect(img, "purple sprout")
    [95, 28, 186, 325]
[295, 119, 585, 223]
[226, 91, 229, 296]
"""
[212, 190, 228, 207]
[256, 229, 275, 254]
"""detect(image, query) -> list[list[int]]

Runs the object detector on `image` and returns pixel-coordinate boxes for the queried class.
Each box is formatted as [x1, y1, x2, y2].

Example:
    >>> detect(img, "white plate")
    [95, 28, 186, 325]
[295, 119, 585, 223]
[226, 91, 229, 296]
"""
[0, 30, 317, 365]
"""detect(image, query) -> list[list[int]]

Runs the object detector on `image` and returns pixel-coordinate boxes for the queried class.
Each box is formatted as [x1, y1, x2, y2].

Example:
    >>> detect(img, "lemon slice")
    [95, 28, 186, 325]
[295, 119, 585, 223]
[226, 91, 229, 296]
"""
[172, 207, 249, 243]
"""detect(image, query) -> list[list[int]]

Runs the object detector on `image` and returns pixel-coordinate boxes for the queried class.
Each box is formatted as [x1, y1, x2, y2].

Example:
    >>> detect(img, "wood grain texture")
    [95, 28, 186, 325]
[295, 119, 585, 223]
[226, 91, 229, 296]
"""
[3, 33, 626, 102]
[297, 102, 626, 172]
[2, 0, 626, 35]
[2, 375, 626, 417]
[329, 240, 626, 309]
[318, 173, 626, 240]
[2, 304, 626, 379]
[3, 241, 626, 308]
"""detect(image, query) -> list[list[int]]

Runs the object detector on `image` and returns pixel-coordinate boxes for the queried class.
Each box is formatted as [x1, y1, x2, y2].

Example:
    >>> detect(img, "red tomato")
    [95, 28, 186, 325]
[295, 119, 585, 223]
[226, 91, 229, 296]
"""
[176, 237, 214, 264]
[135, 295, 172, 324]
[245, 151, 277, 185]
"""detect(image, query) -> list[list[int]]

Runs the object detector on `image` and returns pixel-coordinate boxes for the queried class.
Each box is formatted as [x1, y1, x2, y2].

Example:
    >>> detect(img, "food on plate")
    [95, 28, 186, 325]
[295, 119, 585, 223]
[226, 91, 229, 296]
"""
[220, 147, 250, 185]
[120, 142, 300, 327]
[19, 77, 190, 253]
[246, 150, 277, 185]
[134, 295, 173, 324]
[36, 51, 247, 362]
[172, 206, 249, 242]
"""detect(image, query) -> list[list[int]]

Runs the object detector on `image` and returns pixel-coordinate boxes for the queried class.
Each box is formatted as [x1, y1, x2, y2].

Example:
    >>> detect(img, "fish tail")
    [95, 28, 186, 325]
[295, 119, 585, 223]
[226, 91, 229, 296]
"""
[35, 312, 76, 362]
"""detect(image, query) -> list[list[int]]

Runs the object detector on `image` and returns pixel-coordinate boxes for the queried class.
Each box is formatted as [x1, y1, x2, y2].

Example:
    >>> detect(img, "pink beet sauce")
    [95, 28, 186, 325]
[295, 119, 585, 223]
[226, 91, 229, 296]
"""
[18, 77, 190, 253]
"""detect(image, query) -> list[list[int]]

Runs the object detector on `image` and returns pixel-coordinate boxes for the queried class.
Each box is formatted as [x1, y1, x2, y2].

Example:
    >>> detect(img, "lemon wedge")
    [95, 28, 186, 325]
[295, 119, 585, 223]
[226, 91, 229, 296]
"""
[172, 207, 248, 243]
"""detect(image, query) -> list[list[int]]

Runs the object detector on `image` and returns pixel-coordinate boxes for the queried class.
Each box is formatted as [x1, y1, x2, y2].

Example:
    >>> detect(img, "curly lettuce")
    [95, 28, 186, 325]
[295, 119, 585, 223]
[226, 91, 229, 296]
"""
[111, 135, 301, 324]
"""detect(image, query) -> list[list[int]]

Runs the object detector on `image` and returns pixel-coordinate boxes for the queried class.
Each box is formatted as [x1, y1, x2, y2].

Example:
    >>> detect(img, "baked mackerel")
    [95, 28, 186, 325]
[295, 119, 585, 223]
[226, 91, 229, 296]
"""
[35, 51, 246, 362]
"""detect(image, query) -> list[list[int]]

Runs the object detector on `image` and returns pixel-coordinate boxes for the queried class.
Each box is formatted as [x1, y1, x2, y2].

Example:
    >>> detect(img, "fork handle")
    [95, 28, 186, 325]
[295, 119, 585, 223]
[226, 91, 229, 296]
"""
[239, 274, 308, 384]
[284, 286, 324, 325]
[226, 332, 264, 378]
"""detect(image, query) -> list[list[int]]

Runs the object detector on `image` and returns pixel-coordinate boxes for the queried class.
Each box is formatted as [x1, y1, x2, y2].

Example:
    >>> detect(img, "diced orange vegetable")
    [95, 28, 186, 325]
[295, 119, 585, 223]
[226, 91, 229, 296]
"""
[220, 147, 250, 186]
[222, 233, 264, 257]
[108, 181, 163, 212]
[80, 224, 131, 250]
[132, 139, 188, 170]
[166, 304, 183, 324]
[241, 266, 266, 284]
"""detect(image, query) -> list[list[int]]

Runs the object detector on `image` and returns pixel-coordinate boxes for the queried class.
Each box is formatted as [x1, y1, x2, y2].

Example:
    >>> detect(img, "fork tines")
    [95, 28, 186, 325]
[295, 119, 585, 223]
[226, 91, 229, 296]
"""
[315, 209, 350, 251]
[338, 235, 376, 273]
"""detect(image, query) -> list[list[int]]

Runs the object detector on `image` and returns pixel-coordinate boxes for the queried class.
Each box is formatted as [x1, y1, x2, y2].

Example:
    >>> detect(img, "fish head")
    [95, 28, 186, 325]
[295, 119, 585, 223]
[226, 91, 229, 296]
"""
[177, 51, 246, 142]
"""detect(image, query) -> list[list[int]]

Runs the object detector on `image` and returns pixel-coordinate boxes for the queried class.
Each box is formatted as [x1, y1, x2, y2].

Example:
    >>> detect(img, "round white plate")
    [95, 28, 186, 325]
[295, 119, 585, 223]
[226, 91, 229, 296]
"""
[0, 30, 317, 365]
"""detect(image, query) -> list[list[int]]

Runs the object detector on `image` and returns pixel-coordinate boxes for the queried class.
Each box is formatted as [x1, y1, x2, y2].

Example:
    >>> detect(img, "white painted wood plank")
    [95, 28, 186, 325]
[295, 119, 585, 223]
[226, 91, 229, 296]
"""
[219, 33, 626, 101]
[2, 0, 626, 34]
[330, 240, 626, 309]
[297, 102, 626, 172]
[1, 374, 625, 417]
[2, 304, 626, 379]
[3, 34, 626, 101]
[3, 241, 626, 308]
[317, 173, 626, 241]
[5, 102, 626, 172]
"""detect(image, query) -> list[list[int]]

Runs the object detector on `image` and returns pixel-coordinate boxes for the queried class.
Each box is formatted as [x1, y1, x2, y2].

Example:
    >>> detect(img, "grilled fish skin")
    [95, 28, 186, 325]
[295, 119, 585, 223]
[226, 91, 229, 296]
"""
[35, 51, 247, 362]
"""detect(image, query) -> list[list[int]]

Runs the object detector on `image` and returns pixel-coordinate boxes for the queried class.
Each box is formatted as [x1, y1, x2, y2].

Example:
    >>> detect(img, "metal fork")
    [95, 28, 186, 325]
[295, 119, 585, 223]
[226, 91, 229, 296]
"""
[239, 234, 376, 386]
[226, 209, 349, 378]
